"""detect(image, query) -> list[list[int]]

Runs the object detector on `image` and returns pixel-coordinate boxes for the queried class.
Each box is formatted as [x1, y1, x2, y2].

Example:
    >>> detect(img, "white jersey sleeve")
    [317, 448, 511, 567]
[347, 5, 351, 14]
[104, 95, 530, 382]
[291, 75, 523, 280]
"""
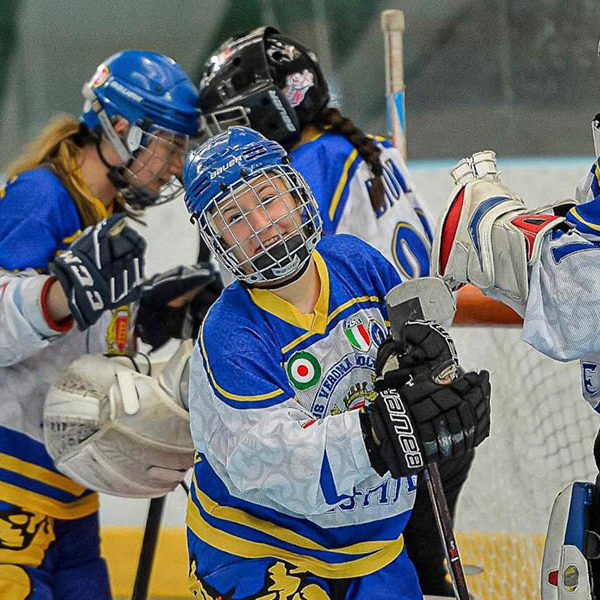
[523, 209, 600, 362]
[0, 269, 73, 367]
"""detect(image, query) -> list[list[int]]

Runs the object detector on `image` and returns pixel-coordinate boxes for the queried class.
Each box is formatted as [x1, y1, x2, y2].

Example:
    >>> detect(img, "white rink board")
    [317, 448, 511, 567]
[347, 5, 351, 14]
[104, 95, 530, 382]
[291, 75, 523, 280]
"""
[100, 156, 592, 529]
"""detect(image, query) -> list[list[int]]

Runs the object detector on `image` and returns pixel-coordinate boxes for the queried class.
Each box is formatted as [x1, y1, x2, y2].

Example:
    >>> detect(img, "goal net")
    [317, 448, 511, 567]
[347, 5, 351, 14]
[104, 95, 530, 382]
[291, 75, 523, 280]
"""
[449, 291, 598, 600]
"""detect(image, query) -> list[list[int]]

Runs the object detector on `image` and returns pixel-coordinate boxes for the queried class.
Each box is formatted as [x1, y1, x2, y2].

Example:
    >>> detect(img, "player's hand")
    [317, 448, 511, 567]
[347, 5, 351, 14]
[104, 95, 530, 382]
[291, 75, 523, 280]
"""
[360, 320, 490, 478]
[135, 263, 221, 351]
[375, 320, 461, 387]
[49, 214, 146, 330]
[361, 370, 490, 479]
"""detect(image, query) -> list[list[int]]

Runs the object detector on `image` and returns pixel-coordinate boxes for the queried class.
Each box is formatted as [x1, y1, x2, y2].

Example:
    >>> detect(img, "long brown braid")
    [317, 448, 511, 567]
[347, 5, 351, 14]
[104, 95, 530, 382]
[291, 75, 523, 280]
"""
[313, 107, 385, 212]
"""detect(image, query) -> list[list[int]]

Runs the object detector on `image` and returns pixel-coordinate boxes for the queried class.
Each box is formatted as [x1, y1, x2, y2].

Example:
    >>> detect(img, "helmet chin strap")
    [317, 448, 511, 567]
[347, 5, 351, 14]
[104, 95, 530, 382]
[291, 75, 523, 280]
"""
[84, 83, 160, 209]
[244, 234, 312, 290]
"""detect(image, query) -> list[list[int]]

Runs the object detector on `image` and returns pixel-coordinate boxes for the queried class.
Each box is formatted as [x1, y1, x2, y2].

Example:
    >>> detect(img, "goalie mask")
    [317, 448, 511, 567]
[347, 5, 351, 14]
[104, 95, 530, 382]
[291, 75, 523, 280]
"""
[184, 126, 322, 288]
[198, 27, 329, 149]
[81, 50, 200, 209]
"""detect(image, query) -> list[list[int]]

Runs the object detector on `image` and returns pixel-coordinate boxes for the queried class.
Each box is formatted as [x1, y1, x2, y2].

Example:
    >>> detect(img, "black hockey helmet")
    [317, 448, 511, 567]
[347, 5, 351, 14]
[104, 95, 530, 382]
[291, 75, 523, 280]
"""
[198, 26, 330, 149]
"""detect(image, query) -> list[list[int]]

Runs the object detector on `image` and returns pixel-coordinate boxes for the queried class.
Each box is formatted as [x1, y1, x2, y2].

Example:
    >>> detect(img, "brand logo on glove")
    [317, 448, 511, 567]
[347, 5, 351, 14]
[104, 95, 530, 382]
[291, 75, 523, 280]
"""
[61, 251, 104, 311]
[381, 388, 424, 470]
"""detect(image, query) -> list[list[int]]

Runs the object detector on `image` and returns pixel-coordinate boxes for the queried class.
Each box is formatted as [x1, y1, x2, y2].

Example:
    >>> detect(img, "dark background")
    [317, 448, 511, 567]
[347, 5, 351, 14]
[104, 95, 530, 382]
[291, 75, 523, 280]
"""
[1, 0, 599, 168]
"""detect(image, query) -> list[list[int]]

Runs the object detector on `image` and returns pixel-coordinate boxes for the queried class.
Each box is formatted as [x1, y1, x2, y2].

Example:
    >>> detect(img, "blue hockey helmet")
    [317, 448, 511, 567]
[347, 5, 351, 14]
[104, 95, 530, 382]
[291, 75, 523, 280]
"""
[81, 50, 200, 208]
[184, 126, 322, 286]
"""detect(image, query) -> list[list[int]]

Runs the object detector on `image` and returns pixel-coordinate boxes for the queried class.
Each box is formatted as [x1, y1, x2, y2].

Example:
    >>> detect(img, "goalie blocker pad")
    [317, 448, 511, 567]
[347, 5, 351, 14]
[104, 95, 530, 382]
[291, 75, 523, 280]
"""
[44, 342, 194, 498]
[431, 150, 569, 317]
[541, 481, 600, 600]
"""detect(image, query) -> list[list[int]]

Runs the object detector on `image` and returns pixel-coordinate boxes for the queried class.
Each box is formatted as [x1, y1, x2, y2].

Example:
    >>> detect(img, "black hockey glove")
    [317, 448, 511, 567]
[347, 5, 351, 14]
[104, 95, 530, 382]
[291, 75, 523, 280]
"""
[375, 320, 461, 387]
[49, 214, 146, 330]
[360, 320, 491, 478]
[135, 263, 221, 351]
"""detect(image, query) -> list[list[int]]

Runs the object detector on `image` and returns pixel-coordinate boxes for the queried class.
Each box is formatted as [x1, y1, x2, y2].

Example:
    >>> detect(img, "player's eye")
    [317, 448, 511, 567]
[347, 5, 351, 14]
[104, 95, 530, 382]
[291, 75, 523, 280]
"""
[225, 211, 243, 226]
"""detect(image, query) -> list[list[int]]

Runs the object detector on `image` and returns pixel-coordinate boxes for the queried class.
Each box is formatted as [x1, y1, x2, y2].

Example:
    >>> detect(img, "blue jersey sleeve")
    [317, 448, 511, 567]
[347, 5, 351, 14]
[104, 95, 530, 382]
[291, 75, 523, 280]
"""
[0, 169, 81, 271]
[567, 195, 600, 236]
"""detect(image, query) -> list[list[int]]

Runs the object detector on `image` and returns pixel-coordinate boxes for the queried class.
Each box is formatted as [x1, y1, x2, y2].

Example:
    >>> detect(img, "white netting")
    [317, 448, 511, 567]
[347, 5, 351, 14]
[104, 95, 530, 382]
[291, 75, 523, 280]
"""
[450, 325, 598, 599]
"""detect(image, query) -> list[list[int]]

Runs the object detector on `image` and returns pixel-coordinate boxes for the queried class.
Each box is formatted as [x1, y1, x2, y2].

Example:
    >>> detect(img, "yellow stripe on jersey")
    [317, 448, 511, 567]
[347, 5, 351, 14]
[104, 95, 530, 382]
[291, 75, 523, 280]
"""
[329, 149, 359, 222]
[294, 125, 326, 149]
[0, 481, 98, 520]
[0, 453, 87, 496]
[199, 322, 285, 402]
[186, 492, 404, 579]
[62, 230, 83, 245]
[281, 295, 381, 355]
[568, 206, 600, 232]
[249, 251, 330, 334]
[191, 475, 392, 556]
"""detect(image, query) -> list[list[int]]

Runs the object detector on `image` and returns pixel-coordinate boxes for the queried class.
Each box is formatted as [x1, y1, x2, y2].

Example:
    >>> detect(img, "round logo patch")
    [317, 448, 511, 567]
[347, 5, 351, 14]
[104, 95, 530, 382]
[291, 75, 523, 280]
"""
[287, 351, 321, 390]
[91, 64, 109, 88]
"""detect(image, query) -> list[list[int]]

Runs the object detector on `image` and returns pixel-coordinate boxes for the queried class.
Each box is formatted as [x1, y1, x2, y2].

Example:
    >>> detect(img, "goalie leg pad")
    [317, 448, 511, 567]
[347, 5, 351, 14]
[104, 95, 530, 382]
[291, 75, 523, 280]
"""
[541, 481, 598, 599]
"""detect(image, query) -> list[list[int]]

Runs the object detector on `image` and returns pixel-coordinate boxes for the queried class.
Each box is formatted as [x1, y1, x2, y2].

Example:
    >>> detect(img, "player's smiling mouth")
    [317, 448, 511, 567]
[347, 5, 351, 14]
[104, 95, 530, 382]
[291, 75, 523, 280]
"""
[256, 235, 282, 255]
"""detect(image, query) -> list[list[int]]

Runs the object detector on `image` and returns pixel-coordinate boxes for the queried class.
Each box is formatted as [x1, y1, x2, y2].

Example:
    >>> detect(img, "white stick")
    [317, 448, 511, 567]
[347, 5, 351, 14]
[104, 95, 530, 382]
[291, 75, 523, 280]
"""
[381, 9, 407, 159]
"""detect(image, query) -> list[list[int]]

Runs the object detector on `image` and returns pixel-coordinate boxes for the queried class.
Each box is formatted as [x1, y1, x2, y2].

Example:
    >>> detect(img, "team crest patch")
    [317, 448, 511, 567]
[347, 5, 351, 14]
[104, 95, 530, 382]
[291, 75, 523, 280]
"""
[106, 305, 131, 355]
[344, 316, 371, 352]
[369, 319, 386, 348]
[284, 70, 314, 107]
[287, 351, 321, 390]
[90, 64, 109, 88]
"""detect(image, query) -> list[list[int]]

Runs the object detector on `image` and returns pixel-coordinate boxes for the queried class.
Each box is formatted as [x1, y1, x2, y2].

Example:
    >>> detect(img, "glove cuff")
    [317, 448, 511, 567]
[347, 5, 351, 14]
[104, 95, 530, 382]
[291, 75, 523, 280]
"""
[359, 410, 388, 477]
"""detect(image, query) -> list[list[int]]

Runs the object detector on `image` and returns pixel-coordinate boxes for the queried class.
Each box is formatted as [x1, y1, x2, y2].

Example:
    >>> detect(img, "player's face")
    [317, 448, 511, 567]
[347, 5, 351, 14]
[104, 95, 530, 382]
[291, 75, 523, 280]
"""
[127, 130, 188, 195]
[211, 171, 301, 273]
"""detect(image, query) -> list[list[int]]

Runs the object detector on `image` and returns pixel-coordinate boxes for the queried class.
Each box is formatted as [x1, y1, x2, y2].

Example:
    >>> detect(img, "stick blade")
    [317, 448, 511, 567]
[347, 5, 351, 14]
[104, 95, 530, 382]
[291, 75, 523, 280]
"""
[385, 277, 456, 340]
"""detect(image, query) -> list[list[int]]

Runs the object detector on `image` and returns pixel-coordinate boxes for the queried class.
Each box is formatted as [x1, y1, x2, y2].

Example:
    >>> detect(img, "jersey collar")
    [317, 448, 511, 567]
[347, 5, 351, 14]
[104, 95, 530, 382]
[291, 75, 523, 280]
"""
[248, 250, 330, 334]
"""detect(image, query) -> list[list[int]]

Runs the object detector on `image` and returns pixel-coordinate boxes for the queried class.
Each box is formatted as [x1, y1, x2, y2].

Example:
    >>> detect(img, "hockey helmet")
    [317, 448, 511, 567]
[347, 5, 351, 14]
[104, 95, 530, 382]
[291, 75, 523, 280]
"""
[184, 126, 322, 286]
[81, 50, 200, 208]
[198, 27, 330, 149]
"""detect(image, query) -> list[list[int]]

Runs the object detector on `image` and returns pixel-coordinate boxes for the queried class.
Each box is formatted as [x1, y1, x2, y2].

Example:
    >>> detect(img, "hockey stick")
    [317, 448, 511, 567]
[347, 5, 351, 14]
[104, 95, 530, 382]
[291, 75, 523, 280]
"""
[386, 278, 471, 600]
[381, 9, 407, 159]
[131, 496, 166, 600]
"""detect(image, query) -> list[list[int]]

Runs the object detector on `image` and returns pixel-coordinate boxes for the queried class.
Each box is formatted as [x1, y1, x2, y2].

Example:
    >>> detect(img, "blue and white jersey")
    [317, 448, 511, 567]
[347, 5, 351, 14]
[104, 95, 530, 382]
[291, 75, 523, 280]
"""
[187, 234, 418, 579]
[523, 194, 600, 412]
[0, 168, 134, 519]
[575, 156, 600, 205]
[292, 132, 433, 281]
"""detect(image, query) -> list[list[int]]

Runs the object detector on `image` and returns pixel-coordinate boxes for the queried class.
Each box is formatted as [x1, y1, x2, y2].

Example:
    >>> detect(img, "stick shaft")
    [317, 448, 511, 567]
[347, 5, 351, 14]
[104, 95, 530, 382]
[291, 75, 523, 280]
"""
[424, 464, 470, 600]
[132, 496, 166, 600]
[381, 9, 407, 159]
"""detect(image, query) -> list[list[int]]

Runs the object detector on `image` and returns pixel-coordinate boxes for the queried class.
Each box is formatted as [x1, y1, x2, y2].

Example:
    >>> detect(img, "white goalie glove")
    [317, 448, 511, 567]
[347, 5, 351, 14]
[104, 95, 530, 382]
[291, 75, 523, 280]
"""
[431, 150, 573, 316]
[44, 340, 194, 498]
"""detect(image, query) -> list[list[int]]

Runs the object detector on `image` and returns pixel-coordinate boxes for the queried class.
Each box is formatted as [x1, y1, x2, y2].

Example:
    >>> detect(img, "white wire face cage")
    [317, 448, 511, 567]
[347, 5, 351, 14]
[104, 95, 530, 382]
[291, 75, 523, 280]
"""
[198, 165, 322, 286]
[121, 126, 190, 206]
[203, 106, 251, 137]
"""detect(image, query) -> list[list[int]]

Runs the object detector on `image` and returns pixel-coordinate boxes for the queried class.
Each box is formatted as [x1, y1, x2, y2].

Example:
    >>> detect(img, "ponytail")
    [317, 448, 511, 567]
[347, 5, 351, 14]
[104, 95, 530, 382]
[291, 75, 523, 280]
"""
[4, 115, 106, 227]
[313, 108, 385, 212]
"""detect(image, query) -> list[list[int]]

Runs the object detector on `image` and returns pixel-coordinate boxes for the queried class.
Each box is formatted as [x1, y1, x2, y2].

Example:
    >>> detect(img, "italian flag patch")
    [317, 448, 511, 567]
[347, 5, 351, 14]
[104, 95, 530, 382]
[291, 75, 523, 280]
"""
[344, 317, 371, 351]
[287, 351, 321, 390]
